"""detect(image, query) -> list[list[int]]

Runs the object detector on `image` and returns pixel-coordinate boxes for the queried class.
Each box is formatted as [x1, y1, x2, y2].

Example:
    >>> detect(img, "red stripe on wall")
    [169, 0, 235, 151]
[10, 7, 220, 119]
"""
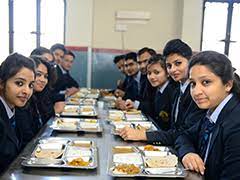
[65, 46, 88, 52]
[65, 46, 131, 54]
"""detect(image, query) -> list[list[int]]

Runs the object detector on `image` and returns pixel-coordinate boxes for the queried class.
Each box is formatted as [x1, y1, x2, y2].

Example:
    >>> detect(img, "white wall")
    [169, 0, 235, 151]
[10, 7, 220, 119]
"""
[65, 0, 93, 46]
[65, 0, 203, 51]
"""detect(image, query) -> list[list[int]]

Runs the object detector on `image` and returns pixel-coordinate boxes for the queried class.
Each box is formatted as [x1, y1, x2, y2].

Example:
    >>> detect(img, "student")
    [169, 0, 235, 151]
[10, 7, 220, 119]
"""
[50, 43, 66, 64]
[0, 53, 35, 173]
[175, 51, 240, 179]
[115, 52, 140, 110]
[54, 50, 79, 97]
[113, 55, 128, 97]
[119, 39, 205, 145]
[16, 56, 64, 148]
[124, 47, 157, 110]
[30, 47, 54, 63]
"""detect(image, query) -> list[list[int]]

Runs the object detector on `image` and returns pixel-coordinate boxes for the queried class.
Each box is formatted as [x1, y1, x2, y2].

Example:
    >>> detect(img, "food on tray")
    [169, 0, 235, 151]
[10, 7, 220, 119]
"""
[35, 148, 63, 159]
[80, 122, 98, 130]
[64, 106, 79, 113]
[112, 146, 134, 154]
[81, 107, 93, 112]
[124, 109, 141, 115]
[56, 118, 78, 129]
[113, 164, 140, 175]
[145, 155, 178, 168]
[66, 146, 92, 157]
[72, 141, 92, 148]
[144, 145, 160, 151]
[113, 153, 143, 165]
[67, 157, 90, 166]
[67, 98, 79, 104]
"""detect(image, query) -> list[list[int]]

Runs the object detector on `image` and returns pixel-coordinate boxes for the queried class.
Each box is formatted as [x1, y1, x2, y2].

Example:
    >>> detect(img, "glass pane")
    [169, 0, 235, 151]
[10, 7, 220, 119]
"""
[14, 0, 36, 56]
[0, 0, 9, 63]
[40, 0, 64, 48]
[202, 2, 228, 53]
[229, 3, 240, 75]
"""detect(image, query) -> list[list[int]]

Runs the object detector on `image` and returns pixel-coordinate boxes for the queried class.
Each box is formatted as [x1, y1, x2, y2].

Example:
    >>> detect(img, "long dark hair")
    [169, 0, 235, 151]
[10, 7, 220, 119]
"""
[189, 51, 240, 98]
[0, 53, 36, 85]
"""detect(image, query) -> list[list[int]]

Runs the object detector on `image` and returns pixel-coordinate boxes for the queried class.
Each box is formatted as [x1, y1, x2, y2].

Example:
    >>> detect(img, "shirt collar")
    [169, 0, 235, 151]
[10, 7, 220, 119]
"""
[0, 96, 15, 119]
[180, 81, 189, 94]
[133, 71, 141, 83]
[158, 80, 169, 93]
[58, 64, 67, 74]
[206, 93, 233, 124]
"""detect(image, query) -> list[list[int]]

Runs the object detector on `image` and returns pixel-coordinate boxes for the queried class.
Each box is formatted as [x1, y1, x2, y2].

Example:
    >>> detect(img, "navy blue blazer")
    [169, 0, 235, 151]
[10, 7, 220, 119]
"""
[0, 101, 22, 173]
[146, 83, 206, 145]
[175, 95, 240, 180]
[54, 65, 79, 93]
[123, 75, 140, 101]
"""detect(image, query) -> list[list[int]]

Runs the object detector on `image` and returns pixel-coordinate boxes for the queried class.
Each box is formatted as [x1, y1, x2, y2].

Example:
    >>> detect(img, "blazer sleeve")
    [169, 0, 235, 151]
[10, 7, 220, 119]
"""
[146, 109, 205, 146]
[220, 117, 240, 179]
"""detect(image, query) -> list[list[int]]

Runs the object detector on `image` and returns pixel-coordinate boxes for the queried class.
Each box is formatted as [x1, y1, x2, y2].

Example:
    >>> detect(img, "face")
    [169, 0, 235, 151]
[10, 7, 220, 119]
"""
[61, 54, 74, 71]
[125, 59, 139, 76]
[138, 52, 151, 74]
[166, 53, 189, 83]
[189, 65, 232, 111]
[147, 63, 168, 87]
[0, 67, 35, 108]
[34, 63, 48, 92]
[53, 49, 64, 64]
[116, 59, 125, 74]
[42, 53, 54, 62]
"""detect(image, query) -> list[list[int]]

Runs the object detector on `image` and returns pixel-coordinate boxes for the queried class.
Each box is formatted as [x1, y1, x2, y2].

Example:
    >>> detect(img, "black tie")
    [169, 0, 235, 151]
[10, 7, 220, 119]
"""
[199, 117, 215, 159]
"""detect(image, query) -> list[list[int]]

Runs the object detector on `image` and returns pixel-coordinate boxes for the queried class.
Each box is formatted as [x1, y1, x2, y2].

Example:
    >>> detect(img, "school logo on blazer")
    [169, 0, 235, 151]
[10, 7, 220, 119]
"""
[159, 111, 169, 122]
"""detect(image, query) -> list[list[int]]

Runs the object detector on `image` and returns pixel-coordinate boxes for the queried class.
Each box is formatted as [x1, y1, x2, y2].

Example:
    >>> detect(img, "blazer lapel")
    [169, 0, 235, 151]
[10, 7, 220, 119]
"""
[207, 95, 239, 159]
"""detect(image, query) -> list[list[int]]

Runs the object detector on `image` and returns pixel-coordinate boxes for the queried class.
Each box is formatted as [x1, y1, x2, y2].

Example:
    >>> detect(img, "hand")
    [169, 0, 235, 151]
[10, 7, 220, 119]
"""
[66, 87, 79, 97]
[115, 97, 127, 110]
[125, 99, 134, 109]
[182, 153, 205, 175]
[54, 101, 65, 113]
[118, 126, 147, 141]
[114, 89, 125, 98]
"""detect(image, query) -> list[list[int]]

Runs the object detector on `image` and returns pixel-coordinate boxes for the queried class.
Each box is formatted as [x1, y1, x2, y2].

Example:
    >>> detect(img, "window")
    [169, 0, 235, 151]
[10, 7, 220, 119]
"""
[0, 0, 9, 63]
[0, 0, 66, 58]
[201, 0, 240, 74]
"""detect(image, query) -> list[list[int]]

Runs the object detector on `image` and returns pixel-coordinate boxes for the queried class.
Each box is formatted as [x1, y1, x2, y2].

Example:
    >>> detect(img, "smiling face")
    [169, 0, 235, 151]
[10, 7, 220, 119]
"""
[138, 52, 151, 74]
[0, 67, 35, 108]
[34, 63, 48, 92]
[189, 65, 233, 111]
[166, 53, 189, 83]
[125, 59, 139, 76]
[147, 63, 168, 88]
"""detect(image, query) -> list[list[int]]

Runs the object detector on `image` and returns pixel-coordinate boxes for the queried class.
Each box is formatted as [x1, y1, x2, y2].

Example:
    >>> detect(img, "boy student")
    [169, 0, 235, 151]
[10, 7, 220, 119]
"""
[54, 50, 79, 97]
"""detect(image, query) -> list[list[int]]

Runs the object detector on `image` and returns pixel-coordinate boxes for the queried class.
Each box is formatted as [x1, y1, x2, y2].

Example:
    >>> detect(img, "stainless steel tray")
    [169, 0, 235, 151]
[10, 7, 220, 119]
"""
[108, 110, 148, 122]
[110, 121, 157, 135]
[50, 118, 103, 133]
[21, 138, 98, 169]
[60, 105, 98, 118]
[107, 145, 185, 178]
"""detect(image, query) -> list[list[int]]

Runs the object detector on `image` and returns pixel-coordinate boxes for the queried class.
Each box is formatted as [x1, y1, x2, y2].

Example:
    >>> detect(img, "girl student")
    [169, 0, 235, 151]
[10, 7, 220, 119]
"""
[16, 56, 65, 147]
[0, 53, 35, 173]
[119, 39, 205, 146]
[124, 54, 176, 130]
[175, 51, 240, 180]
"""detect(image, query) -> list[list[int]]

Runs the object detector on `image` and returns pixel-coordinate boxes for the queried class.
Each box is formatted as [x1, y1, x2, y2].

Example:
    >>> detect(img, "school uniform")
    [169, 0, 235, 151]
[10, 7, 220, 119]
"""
[146, 81, 206, 146]
[0, 97, 22, 173]
[152, 80, 176, 130]
[53, 64, 79, 94]
[123, 71, 141, 101]
[16, 96, 43, 148]
[175, 94, 240, 180]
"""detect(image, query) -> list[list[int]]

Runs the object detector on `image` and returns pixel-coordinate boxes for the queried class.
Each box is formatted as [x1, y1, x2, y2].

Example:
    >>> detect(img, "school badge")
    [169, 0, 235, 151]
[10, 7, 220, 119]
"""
[159, 111, 169, 122]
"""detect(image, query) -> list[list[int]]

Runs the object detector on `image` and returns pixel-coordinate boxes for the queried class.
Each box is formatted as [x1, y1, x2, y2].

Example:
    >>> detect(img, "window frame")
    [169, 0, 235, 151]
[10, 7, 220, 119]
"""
[8, 0, 66, 54]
